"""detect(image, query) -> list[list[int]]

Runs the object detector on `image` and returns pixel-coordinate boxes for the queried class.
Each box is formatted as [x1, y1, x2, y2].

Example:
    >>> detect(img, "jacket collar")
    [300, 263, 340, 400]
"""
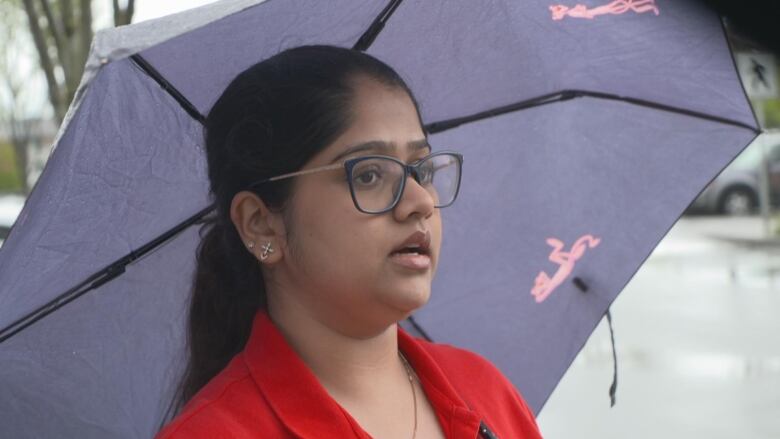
[243, 310, 482, 438]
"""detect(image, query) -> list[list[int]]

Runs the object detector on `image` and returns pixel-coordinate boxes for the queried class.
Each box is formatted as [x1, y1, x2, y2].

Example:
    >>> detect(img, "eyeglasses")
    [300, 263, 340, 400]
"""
[248, 151, 463, 214]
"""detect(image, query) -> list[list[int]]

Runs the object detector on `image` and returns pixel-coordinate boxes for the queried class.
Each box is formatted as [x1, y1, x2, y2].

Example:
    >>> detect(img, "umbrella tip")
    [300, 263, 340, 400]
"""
[573, 276, 589, 292]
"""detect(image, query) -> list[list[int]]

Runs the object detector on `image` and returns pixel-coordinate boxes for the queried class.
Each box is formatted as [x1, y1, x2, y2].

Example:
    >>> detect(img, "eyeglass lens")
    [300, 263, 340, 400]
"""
[350, 154, 460, 213]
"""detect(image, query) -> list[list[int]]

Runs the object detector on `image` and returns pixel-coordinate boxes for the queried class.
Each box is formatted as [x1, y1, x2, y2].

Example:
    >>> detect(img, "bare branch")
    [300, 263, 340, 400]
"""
[112, 0, 119, 26]
[113, 0, 135, 26]
[79, 0, 92, 58]
[126, 0, 134, 24]
[37, 0, 67, 72]
[61, 0, 74, 37]
[58, 0, 92, 106]
[21, 0, 63, 121]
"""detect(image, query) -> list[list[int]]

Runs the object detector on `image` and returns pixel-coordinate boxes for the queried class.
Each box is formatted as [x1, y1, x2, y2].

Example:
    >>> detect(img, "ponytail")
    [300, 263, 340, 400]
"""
[174, 216, 265, 411]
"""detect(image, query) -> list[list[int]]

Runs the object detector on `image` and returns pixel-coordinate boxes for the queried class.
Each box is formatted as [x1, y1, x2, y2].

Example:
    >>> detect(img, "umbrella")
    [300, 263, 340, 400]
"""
[0, 0, 759, 437]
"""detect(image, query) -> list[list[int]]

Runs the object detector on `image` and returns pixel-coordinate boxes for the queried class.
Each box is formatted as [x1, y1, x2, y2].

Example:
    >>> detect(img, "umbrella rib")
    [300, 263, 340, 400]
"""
[130, 54, 206, 126]
[424, 89, 760, 134]
[353, 0, 405, 51]
[0, 204, 216, 344]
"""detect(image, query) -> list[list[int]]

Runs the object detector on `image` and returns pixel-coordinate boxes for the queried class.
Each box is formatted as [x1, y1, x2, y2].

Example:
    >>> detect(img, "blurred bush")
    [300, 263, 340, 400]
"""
[0, 142, 23, 192]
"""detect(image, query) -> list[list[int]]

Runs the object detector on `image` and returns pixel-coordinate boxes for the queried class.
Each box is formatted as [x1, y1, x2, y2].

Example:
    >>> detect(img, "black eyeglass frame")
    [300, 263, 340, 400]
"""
[248, 150, 463, 215]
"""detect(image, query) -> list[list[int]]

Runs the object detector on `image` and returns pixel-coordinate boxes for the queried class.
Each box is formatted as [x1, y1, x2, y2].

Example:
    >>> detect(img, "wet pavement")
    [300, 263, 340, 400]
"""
[536, 215, 780, 439]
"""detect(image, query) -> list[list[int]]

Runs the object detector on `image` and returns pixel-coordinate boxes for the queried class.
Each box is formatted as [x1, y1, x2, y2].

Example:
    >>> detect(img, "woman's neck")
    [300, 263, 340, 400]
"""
[266, 296, 407, 401]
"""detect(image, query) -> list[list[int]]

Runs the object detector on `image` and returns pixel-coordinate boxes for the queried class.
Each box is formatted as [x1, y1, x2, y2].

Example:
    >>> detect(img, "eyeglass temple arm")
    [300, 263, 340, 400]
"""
[252, 153, 459, 186]
[254, 163, 345, 184]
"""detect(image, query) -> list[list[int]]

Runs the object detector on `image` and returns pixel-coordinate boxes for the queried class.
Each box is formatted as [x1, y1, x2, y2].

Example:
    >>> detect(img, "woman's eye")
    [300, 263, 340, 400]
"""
[418, 164, 434, 183]
[354, 169, 382, 186]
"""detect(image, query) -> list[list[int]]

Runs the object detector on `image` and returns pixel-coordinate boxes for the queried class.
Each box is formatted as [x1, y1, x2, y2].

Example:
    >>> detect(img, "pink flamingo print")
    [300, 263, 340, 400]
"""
[531, 234, 601, 303]
[549, 0, 659, 20]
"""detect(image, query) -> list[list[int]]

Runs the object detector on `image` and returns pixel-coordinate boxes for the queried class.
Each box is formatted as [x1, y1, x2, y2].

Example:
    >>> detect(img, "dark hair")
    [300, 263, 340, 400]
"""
[168, 45, 423, 416]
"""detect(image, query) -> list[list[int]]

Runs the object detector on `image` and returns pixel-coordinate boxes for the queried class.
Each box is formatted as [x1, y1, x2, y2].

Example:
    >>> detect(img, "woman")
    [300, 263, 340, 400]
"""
[156, 45, 542, 439]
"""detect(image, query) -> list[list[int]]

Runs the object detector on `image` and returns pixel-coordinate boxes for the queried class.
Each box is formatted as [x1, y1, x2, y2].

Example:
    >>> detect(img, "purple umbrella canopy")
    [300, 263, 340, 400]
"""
[0, 0, 759, 437]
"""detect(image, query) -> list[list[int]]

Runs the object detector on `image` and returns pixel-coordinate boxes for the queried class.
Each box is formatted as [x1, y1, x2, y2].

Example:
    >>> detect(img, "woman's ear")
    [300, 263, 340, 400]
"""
[229, 191, 286, 264]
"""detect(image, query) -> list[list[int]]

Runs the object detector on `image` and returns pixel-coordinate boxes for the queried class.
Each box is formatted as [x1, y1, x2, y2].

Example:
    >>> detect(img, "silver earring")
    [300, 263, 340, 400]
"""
[246, 241, 255, 249]
[260, 242, 274, 261]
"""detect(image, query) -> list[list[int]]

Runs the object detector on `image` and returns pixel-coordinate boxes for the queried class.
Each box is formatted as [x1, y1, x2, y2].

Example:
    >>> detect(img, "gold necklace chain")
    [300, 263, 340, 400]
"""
[399, 352, 418, 439]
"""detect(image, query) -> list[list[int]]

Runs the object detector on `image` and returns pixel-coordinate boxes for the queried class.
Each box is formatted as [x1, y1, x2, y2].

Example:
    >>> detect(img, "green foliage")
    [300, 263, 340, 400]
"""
[763, 99, 780, 129]
[0, 141, 23, 192]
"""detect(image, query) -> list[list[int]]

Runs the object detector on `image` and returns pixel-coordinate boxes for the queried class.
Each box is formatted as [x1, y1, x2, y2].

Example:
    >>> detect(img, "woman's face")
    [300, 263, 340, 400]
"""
[274, 76, 441, 336]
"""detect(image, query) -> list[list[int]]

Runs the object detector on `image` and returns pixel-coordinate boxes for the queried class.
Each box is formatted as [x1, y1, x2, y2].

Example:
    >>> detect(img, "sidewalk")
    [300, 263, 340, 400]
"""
[538, 213, 780, 439]
[678, 214, 780, 248]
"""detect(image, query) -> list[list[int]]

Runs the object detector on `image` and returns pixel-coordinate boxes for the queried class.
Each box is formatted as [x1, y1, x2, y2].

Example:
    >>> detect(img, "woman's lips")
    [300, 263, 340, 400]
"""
[389, 252, 431, 270]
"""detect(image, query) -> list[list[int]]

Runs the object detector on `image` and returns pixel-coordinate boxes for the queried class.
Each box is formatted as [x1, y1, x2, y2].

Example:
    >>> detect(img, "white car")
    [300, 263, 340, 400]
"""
[688, 133, 780, 215]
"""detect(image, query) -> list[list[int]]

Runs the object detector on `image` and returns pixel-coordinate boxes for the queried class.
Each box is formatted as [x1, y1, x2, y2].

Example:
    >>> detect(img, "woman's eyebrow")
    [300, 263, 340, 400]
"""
[330, 139, 430, 163]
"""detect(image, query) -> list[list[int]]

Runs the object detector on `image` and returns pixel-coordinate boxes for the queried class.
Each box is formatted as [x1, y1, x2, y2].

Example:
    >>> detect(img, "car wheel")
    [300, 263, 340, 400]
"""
[718, 187, 757, 216]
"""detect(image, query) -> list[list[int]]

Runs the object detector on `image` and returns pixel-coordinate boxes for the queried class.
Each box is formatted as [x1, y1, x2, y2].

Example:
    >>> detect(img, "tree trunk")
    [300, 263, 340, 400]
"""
[20, 0, 134, 124]
[113, 0, 135, 26]
[21, 0, 65, 122]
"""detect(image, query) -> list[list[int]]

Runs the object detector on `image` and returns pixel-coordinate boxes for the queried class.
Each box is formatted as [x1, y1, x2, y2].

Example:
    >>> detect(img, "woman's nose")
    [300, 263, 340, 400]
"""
[393, 174, 435, 221]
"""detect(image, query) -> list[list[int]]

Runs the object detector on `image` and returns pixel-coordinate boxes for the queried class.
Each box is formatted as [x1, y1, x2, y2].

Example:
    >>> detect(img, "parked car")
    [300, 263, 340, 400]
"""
[688, 134, 780, 215]
[0, 194, 25, 248]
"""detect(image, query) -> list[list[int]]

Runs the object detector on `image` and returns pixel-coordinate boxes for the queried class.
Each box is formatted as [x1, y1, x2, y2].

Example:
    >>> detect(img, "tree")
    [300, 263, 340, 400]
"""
[0, 0, 41, 193]
[19, 0, 135, 122]
[0, 0, 133, 192]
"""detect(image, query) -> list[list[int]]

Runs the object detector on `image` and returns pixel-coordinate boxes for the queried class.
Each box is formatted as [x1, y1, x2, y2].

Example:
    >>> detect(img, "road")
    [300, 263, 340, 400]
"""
[536, 215, 780, 439]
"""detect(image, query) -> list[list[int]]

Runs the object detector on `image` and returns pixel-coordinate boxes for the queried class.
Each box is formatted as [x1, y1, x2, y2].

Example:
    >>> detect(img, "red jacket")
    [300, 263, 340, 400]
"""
[156, 311, 543, 438]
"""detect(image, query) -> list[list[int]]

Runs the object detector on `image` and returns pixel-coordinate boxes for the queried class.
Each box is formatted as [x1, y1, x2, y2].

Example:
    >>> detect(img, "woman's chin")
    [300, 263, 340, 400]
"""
[388, 287, 431, 316]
